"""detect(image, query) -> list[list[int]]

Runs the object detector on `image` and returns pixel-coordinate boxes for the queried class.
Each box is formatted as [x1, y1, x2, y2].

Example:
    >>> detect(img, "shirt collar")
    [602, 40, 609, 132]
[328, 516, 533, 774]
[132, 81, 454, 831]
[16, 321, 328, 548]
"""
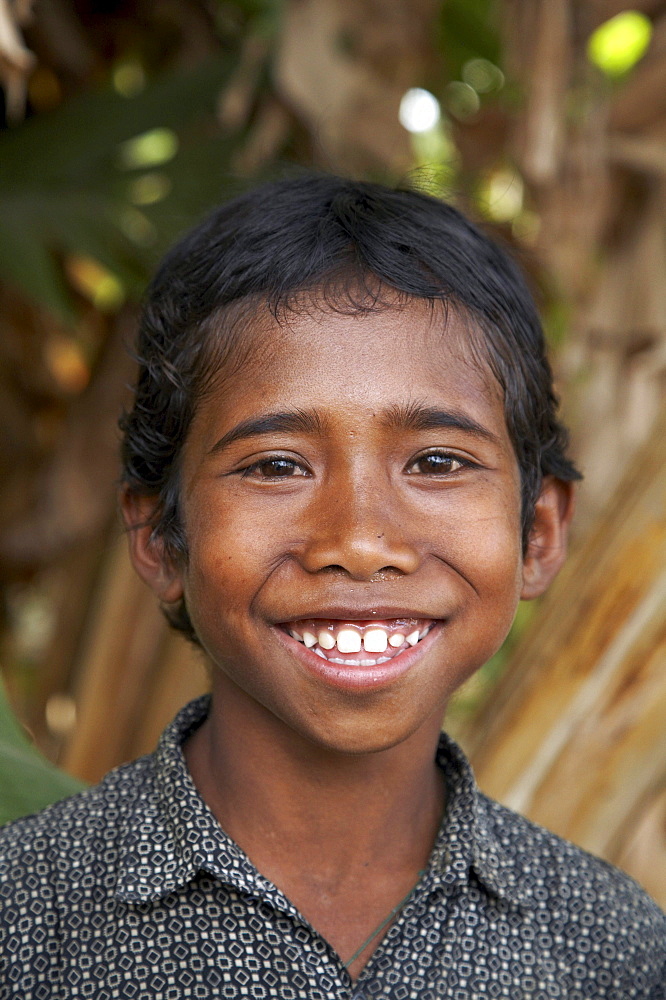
[115, 696, 532, 909]
[115, 695, 296, 914]
[430, 733, 534, 908]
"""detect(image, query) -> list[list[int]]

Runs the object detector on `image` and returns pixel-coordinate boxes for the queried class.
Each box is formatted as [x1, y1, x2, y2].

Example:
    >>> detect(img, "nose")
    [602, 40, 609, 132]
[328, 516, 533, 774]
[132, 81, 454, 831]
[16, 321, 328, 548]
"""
[298, 475, 421, 581]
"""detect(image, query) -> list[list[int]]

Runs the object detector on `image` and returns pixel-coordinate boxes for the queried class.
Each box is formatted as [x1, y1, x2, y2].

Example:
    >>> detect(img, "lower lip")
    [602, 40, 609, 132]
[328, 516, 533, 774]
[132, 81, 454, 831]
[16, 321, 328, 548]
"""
[272, 624, 441, 693]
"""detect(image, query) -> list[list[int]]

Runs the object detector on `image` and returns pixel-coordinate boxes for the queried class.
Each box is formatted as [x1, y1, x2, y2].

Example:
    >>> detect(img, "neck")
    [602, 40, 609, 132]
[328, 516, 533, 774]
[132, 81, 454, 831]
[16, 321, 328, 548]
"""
[184, 683, 447, 886]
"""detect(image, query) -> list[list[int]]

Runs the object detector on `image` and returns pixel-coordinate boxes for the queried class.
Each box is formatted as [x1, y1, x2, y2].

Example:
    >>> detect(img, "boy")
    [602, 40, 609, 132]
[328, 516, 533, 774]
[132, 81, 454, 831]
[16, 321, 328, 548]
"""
[1, 174, 664, 999]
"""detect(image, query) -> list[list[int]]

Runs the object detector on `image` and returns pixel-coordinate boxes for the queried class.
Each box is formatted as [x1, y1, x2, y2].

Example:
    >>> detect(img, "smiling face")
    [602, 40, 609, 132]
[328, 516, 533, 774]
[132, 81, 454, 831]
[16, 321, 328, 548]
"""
[126, 295, 571, 756]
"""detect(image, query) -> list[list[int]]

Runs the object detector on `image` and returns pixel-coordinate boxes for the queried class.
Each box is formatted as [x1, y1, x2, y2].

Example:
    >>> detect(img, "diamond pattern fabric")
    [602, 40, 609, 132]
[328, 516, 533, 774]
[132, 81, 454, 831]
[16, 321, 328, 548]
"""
[1, 696, 664, 998]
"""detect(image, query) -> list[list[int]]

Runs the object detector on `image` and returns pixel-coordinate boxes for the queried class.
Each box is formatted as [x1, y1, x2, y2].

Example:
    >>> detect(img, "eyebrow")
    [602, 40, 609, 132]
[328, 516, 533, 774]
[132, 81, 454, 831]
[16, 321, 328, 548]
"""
[383, 401, 501, 444]
[210, 402, 500, 454]
[209, 409, 325, 453]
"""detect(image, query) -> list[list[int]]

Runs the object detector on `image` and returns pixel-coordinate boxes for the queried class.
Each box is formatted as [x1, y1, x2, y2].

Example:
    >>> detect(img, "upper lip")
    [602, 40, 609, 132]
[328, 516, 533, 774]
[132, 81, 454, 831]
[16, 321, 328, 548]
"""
[274, 603, 442, 623]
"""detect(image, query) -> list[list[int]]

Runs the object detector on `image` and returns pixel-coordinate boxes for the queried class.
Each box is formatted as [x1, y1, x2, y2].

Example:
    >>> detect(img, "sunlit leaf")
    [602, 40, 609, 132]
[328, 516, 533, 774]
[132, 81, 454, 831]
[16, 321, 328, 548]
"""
[64, 255, 125, 312]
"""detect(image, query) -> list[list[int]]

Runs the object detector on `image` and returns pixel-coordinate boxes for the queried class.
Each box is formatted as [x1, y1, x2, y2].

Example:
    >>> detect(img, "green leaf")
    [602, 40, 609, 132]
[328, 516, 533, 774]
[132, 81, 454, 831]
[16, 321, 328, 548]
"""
[0, 58, 237, 190]
[439, 0, 502, 82]
[0, 207, 75, 318]
[0, 55, 241, 316]
[0, 683, 86, 827]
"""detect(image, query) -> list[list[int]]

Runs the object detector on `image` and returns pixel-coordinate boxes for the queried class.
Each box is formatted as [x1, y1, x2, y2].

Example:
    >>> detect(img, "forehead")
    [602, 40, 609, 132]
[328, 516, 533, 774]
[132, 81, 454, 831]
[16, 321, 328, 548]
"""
[186, 296, 512, 463]
[206, 295, 501, 410]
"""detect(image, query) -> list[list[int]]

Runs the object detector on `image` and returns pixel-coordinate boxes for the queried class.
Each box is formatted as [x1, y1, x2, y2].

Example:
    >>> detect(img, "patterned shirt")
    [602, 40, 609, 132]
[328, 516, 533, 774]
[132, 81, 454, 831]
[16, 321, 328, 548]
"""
[1, 696, 664, 1000]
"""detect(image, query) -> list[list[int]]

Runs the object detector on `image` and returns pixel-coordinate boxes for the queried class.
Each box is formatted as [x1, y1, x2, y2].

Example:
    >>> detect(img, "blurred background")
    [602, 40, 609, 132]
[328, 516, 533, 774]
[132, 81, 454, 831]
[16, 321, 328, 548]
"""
[0, 0, 664, 905]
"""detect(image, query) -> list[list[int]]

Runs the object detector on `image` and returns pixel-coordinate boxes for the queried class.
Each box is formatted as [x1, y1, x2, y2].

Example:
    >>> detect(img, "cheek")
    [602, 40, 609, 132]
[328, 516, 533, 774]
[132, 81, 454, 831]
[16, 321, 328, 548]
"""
[439, 498, 524, 650]
[478, 513, 523, 581]
[440, 479, 523, 569]
[181, 497, 281, 627]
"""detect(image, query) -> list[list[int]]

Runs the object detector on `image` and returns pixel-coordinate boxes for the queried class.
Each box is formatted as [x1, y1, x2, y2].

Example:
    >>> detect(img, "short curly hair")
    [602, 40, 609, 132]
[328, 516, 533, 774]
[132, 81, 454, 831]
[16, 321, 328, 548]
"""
[120, 173, 581, 643]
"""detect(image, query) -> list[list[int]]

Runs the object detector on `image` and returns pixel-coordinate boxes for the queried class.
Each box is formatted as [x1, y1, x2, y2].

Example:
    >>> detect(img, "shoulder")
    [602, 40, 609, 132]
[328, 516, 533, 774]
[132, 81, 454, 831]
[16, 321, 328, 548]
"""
[0, 753, 156, 889]
[470, 794, 666, 996]
[478, 790, 666, 937]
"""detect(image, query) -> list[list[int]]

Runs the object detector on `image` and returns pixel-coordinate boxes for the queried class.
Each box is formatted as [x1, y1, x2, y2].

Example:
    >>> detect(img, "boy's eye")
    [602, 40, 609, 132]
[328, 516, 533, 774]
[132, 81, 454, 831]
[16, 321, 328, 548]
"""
[406, 451, 467, 475]
[241, 457, 307, 479]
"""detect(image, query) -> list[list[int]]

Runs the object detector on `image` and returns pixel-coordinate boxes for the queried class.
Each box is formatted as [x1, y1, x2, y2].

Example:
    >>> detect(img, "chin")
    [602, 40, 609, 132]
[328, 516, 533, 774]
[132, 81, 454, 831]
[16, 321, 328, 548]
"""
[292, 710, 433, 758]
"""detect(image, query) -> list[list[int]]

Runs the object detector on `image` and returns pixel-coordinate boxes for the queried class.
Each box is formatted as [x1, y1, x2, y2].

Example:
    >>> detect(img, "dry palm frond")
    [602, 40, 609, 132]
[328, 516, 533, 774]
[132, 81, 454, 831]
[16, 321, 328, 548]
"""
[0, 0, 35, 123]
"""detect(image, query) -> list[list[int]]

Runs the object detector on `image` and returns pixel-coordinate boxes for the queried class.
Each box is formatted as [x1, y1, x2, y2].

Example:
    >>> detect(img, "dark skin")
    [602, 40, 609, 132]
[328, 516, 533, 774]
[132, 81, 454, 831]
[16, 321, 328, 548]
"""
[124, 298, 574, 981]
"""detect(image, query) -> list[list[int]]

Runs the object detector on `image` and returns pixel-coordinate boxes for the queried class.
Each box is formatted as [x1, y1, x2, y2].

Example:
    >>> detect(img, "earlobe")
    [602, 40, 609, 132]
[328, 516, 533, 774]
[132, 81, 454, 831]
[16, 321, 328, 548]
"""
[520, 476, 576, 600]
[120, 489, 184, 604]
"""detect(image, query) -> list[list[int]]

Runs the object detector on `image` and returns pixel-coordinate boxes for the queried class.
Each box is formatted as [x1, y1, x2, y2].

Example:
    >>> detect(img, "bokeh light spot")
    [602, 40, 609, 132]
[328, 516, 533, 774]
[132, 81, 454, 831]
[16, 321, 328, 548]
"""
[399, 88, 441, 133]
[129, 172, 172, 206]
[588, 10, 652, 77]
[118, 128, 179, 170]
[462, 58, 505, 94]
[478, 167, 524, 223]
[113, 59, 146, 98]
[65, 256, 125, 312]
[443, 81, 480, 121]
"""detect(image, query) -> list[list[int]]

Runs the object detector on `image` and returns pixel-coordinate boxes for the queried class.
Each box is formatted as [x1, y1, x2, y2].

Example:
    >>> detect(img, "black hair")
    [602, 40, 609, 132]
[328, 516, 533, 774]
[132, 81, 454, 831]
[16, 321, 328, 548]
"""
[120, 172, 581, 642]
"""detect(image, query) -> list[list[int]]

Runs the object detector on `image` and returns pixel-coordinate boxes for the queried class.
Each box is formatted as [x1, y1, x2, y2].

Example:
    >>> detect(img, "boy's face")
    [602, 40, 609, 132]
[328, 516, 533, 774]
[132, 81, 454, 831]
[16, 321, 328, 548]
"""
[129, 297, 571, 755]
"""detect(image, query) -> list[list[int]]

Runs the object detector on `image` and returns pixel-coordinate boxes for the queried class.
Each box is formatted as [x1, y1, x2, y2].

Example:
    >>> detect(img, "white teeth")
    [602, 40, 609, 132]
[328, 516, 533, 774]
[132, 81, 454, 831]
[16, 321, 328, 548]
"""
[318, 630, 336, 650]
[330, 657, 374, 666]
[314, 647, 327, 659]
[336, 628, 362, 653]
[291, 621, 432, 656]
[363, 628, 388, 653]
[328, 655, 393, 666]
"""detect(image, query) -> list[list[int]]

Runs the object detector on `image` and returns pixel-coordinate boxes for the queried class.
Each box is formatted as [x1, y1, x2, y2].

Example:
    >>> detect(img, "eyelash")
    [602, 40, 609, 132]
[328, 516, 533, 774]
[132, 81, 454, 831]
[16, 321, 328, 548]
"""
[238, 450, 474, 480]
[240, 456, 308, 480]
[404, 450, 472, 476]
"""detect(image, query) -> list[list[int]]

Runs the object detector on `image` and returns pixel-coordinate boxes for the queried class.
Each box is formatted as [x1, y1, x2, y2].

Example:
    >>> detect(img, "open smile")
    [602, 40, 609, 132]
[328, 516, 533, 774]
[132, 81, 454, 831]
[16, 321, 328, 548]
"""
[279, 618, 436, 666]
[273, 616, 441, 692]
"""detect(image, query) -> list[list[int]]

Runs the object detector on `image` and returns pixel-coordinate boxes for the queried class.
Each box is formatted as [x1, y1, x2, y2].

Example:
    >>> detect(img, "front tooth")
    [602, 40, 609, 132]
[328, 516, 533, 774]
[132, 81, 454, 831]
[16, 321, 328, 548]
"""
[406, 630, 420, 646]
[336, 628, 362, 653]
[318, 630, 335, 649]
[363, 628, 388, 653]
[303, 631, 317, 648]
[388, 633, 405, 647]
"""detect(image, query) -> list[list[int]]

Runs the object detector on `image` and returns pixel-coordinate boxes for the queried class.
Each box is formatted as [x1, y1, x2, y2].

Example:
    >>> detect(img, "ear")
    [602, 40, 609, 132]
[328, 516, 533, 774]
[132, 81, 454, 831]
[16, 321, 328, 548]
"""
[120, 489, 184, 604]
[520, 476, 576, 600]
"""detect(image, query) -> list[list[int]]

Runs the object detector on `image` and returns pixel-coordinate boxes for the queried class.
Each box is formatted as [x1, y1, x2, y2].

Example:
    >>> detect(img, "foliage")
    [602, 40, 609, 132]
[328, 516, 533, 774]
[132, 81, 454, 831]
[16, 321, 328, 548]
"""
[0, 682, 85, 826]
[0, 56, 241, 319]
[438, 0, 501, 82]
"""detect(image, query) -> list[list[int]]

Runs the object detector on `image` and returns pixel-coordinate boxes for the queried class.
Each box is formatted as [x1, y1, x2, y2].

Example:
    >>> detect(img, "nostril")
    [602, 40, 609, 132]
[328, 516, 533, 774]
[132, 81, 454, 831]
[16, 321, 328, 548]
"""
[299, 527, 421, 579]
